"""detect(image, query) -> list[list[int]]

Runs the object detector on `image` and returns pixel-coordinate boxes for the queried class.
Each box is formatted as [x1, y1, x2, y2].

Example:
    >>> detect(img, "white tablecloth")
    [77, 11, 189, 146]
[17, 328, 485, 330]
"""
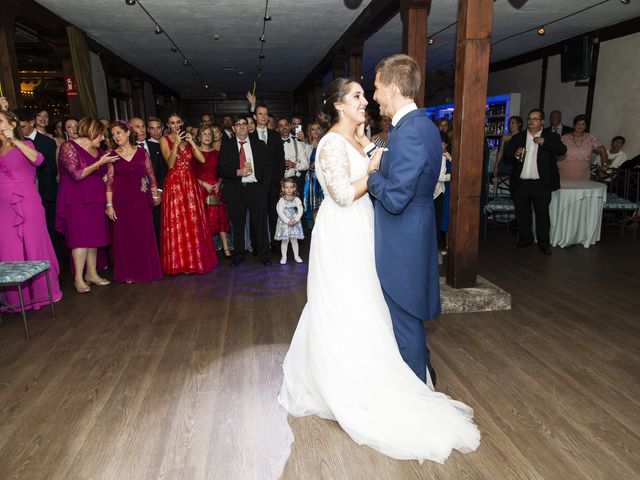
[549, 180, 607, 248]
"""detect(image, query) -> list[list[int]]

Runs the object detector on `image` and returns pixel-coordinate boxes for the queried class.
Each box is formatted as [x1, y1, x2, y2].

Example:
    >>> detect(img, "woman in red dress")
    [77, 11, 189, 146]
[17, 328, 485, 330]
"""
[194, 125, 231, 257]
[159, 113, 216, 274]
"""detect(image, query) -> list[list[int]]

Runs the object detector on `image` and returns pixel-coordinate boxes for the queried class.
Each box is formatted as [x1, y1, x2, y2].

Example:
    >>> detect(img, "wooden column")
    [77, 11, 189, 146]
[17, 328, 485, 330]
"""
[401, 0, 430, 108]
[332, 54, 346, 80]
[347, 39, 364, 81]
[0, 12, 22, 109]
[447, 0, 493, 289]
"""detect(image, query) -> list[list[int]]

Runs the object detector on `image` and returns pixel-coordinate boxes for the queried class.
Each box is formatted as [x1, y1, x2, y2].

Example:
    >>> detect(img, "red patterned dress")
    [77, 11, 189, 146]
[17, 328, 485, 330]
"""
[160, 137, 217, 274]
[193, 149, 229, 234]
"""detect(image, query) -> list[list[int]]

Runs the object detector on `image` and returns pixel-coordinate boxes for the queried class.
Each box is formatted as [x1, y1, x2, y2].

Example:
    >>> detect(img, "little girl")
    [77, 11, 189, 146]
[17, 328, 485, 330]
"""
[275, 178, 304, 264]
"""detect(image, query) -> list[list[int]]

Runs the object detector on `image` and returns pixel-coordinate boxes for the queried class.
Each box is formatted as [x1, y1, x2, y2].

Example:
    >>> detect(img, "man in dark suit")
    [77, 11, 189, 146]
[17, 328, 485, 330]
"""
[504, 108, 567, 254]
[254, 104, 285, 250]
[131, 117, 166, 243]
[217, 115, 271, 266]
[543, 110, 574, 137]
[16, 108, 66, 265]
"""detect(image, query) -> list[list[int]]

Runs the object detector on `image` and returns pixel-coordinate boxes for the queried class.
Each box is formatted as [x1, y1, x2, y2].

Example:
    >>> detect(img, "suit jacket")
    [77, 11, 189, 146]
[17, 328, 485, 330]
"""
[33, 131, 58, 202]
[256, 128, 285, 190]
[367, 108, 441, 320]
[146, 140, 166, 188]
[543, 124, 573, 136]
[503, 129, 567, 192]
[217, 133, 267, 203]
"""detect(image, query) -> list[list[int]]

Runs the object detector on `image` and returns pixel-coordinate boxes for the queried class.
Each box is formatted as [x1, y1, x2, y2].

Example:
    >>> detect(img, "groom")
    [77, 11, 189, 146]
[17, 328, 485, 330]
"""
[366, 54, 441, 385]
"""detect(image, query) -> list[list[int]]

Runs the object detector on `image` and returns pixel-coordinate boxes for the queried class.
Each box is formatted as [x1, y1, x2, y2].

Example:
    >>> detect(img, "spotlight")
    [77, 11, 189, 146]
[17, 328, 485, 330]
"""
[427, 37, 434, 45]
[170, 46, 178, 53]
[204, 83, 209, 89]
[125, 0, 136, 5]
[257, 65, 262, 71]
[264, 12, 272, 21]
[154, 25, 162, 34]
[537, 26, 545, 36]
[183, 59, 189, 66]
[621, 0, 630, 4]
[257, 72, 263, 79]
[260, 35, 265, 43]
[259, 54, 265, 59]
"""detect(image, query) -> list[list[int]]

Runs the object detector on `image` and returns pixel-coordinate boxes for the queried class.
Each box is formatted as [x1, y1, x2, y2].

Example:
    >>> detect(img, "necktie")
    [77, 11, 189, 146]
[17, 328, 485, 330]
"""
[259, 129, 267, 143]
[239, 140, 246, 169]
[282, 138, 290, 144]
[137, 141, 145, 147]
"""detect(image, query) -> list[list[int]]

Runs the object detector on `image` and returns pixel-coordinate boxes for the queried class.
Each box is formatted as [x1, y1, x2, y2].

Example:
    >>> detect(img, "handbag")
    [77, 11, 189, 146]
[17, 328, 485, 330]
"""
[205, 194, 220, 206]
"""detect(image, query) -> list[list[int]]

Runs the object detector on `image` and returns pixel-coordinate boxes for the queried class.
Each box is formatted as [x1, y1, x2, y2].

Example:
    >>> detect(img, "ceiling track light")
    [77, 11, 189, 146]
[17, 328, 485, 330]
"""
[621, 0, 630, 4]
[259, 54, 265, 59]
[427, 37, 434, 45]
[170, 46, 177, 53]
[154, 25, 162, 34]
[264, 12, 272, 21]
[537, 26, 545, 35]
[260, 35, 265, 43]
[183, 59, 189, 66]
[125, 0, 136, 5]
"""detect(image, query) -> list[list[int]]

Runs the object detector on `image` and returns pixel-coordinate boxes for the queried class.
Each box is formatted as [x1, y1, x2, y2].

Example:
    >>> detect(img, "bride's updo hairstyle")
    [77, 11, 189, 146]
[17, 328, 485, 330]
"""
[322, 78, 355, 125]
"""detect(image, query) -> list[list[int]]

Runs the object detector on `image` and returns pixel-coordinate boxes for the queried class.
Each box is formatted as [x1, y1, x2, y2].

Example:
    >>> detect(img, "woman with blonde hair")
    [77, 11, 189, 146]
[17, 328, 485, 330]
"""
[56, 117, 116, 292]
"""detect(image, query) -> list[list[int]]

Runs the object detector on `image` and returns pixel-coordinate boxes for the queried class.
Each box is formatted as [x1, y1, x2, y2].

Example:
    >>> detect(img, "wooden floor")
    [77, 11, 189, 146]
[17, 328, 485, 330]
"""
[1, 227, 639, 480]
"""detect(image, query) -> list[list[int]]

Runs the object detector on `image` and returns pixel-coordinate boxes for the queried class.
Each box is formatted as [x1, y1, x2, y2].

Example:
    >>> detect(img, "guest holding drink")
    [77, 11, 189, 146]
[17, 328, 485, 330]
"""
[159, 113, 216, 274]
[0, 110, 62, 309]
[194, 125, 231, 258]
[558, 114, 608, 181]
[56, 117, 115, 293]
[105, 121, 162, 283]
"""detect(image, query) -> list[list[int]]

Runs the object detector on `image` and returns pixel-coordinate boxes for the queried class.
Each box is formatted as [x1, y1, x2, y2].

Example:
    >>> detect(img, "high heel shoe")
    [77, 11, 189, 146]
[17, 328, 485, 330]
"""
[85, 276, 111, 286]
[74, 281, 91, 293]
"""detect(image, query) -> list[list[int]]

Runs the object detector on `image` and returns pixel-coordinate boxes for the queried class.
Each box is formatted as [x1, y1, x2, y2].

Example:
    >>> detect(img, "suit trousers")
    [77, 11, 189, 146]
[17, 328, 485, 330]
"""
[513, 179, 552, 248]
[227, 183, 270, 262]
[382, 288, 433, 384]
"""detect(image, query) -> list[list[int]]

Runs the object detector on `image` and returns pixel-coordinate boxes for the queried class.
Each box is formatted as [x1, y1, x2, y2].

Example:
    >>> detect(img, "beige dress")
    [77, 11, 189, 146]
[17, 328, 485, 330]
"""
[558, 133, 601, 181]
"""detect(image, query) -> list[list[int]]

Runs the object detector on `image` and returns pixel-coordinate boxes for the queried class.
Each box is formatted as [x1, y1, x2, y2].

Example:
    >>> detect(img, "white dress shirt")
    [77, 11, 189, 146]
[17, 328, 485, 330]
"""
[256, 127, 269, 143]
[520, 129, 542, 180]
[25, 129, 37, 141]
[550, 123, 565, 136]
[238, 138, 257, 183]
[392, 102, 418, 127]
[137, 139, 150, 155]
[281, 135, 309, 178]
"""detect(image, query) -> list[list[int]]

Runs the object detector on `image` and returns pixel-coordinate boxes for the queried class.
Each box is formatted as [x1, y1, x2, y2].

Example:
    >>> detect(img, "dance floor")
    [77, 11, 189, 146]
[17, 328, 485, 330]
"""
[0, 228, 638, 479]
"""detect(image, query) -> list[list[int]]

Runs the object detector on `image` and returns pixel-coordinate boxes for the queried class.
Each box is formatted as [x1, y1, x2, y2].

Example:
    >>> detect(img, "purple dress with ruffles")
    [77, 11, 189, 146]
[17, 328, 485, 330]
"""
[0, 141, 62, 310]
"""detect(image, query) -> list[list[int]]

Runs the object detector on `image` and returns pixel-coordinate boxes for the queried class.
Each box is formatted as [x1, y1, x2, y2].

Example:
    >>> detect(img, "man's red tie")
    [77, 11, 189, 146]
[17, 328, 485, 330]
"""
[239, 140, 246, 169]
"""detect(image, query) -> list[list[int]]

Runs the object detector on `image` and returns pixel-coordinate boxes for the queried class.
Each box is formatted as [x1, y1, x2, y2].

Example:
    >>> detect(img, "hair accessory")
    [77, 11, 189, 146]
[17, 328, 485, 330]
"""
[114, 119, 132, 130]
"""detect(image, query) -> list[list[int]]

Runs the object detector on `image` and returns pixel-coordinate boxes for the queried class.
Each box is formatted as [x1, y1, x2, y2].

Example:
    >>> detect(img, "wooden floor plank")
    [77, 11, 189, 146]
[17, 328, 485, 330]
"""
[0, 230, 638, 479]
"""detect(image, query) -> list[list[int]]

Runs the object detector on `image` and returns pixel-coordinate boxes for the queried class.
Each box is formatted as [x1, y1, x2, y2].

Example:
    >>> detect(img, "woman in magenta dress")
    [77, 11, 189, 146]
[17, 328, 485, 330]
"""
[105, 121, 162, 283]
[194, 125, 231, 257]
[56, 117, 115, 293]
[159, 113, 216, 274]
[0, 110, 62, 310]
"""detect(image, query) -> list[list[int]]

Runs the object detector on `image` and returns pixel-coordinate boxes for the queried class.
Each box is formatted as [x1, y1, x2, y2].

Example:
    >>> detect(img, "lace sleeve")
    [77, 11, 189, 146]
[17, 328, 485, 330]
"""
[59, 142, 84, 181]
[106, 164, 114, 193]
[144, 151, 158, 189]
[318, 134, 355, 207]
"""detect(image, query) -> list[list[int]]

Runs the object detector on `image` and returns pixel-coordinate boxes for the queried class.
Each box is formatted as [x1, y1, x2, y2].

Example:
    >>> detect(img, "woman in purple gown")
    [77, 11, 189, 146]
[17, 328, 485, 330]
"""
[105, 121, 162, 283]
[56, 117, 116, 293]
[0, 110, 62, 310]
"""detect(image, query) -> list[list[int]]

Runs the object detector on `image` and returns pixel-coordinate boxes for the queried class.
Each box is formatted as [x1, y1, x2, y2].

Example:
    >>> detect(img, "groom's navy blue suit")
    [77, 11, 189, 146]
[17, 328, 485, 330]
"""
[367, 107, 441, 383]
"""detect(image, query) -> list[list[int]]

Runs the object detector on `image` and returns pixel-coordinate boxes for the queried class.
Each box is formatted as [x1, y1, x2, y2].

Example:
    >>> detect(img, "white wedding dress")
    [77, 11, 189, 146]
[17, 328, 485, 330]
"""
[278, 132, 480, 463]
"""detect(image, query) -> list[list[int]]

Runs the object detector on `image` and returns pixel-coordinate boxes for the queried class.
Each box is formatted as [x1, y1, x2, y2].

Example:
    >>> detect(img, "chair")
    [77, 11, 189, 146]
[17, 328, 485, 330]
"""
[0, 261, 57, 340]
[483, 175, 516, 240]
[601, 169, 639, 241]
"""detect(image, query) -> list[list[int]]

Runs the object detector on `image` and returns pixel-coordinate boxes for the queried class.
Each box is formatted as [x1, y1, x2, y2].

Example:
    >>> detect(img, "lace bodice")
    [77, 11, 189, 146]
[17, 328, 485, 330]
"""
[315, 132, 368, 207]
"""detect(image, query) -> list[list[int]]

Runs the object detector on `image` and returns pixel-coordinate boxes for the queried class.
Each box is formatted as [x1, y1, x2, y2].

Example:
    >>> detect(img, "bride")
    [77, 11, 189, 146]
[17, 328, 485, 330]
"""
[278, 78, 480, 463]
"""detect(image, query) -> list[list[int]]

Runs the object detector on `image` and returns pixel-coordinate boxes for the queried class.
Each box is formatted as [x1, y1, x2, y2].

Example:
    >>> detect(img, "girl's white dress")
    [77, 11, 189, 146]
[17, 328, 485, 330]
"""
[274, 196, 304, 240]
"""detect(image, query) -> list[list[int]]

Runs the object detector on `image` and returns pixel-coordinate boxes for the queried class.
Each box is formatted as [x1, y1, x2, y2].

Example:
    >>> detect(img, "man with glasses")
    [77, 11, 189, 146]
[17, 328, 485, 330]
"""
[217, 116, 271, 266]
[504, 109, 567, 254]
